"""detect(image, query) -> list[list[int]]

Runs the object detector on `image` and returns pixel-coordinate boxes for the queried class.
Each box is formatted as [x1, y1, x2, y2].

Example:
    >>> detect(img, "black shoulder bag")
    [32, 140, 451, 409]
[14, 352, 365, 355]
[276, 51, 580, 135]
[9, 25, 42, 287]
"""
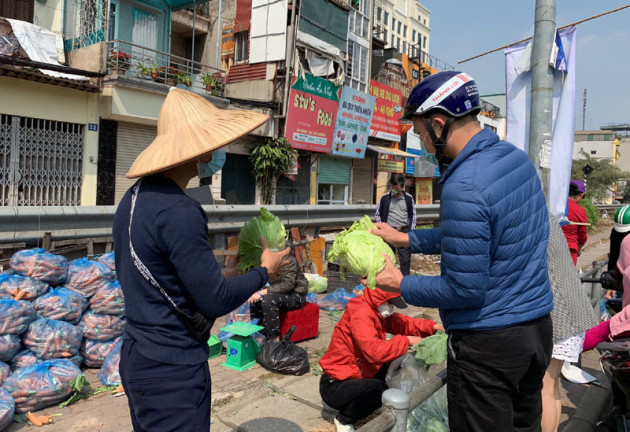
[128, 180, 214, 344]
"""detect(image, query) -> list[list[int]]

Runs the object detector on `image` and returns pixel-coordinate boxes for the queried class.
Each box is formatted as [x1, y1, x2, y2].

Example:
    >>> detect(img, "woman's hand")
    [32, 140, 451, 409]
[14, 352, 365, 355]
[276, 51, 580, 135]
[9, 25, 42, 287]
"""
[247, 291, 264, 304]
[434, 323, 445, 332]
[407, 336, 423, 346]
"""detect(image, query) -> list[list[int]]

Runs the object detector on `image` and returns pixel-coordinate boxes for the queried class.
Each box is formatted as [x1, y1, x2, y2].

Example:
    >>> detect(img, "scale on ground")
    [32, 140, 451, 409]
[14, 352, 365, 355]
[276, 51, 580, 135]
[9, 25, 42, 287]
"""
[219, 321, 264, 371]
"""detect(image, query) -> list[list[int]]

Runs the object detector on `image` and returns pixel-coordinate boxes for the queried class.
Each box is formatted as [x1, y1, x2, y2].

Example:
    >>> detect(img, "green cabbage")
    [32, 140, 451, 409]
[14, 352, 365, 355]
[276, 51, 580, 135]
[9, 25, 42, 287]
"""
[327, 215, 395, 289]
[238, 208, 288, 271]
[304, 273, 328, 293]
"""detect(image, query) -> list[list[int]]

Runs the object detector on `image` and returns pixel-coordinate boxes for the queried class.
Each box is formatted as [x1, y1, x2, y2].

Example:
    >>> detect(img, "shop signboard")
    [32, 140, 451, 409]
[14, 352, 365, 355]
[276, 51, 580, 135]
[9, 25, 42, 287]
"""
[416, 178, 433, 204]
[285, 72, 340, 153]
[331, 86, 376, 158]
[377, 159, 404, 173]
[369, 80, 403, 142]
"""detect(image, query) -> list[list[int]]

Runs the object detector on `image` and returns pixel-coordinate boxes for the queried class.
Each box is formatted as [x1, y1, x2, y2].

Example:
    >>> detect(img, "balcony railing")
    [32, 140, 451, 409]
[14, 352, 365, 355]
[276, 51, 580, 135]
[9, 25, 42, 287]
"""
[408, 45, 454, 71]
[105, 40, 226, 97]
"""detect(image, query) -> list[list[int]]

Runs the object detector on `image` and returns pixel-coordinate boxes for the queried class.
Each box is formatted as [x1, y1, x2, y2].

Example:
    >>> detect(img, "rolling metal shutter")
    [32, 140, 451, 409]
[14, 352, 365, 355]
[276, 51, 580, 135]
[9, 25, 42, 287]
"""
[351, 155, 373, 204]
[318, 155, 351, 184]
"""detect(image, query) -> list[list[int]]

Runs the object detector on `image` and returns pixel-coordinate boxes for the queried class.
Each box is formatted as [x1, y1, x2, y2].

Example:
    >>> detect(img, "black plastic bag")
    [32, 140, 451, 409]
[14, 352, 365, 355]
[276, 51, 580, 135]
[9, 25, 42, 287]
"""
[256, 326, 310, 376]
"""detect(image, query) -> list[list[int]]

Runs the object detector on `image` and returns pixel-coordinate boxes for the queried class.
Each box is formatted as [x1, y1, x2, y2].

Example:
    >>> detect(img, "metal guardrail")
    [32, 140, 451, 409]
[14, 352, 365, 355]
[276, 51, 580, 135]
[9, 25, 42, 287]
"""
[581, 259, 609, 315]
[0, 205, 440, 245]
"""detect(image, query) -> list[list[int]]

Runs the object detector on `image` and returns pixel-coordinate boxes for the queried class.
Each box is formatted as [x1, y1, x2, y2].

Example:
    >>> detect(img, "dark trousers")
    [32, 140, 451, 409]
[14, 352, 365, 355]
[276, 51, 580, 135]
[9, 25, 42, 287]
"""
[447, 315, 552, 432]
[319, 363, 390, 425]
[250, 292, 305, 338]
[389, 227, 411, 276]
[119, 338, 212, 432]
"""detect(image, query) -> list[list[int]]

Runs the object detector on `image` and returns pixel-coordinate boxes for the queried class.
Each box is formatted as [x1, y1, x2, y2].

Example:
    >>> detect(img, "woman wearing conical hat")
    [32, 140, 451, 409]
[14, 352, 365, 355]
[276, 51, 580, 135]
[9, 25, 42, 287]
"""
[112, 89, 289, 432]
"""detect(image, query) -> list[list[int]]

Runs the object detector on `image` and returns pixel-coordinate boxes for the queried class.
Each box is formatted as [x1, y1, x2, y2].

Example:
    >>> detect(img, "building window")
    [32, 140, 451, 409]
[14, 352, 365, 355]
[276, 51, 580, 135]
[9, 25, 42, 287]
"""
[403, 25, 407, 38]
[403, 41, 407, 53]
[424, 19, 427, 25]
[384, 12, 389, 27]
[391, 34, 394, 46]
[1, 0, 34, 22]
[412, 29, 416, 42]
[392, 17, 396, 29]
[235, 31, 249, 63]
[397, 21, 401, 34]
[423, 36, 427, 48]
[346, 41, 368, 92]
[396, 38, 400, 51]
[349, 0, 370, 39]
[588, 134, 593, 141]
[383, 29, 388, 41]
[591, 150, 597, 155]
[377, 7, 382, 21]
[318, 184, 348, 205]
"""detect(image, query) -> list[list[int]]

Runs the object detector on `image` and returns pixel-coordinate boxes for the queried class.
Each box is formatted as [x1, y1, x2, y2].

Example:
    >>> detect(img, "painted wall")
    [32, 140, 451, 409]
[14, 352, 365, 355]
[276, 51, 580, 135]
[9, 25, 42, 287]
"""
[0, 77, 100, 205]
[34, 0, 64, 34]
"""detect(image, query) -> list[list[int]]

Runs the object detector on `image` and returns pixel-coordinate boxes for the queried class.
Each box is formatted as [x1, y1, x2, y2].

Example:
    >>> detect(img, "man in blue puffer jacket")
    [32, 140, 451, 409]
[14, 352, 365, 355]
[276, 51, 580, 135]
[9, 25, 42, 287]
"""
[368, 71, 553, 432]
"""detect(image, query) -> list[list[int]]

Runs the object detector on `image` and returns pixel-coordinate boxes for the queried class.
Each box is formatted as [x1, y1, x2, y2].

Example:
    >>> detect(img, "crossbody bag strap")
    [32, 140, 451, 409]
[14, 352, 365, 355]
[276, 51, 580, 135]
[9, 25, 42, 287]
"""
[128, 179, 194, 320]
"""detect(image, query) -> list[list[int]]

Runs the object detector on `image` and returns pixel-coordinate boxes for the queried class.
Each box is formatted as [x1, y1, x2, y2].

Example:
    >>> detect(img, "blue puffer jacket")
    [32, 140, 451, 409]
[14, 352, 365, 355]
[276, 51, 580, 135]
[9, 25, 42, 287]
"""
[401, 128, 553, 331]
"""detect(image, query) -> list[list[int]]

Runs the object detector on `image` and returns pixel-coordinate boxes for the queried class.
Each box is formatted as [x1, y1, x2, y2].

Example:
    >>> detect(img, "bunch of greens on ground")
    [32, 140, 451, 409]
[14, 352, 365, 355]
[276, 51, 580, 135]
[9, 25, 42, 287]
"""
[413, 331, 448, 368]
[238, 207, 288, 271]
[59, 375, 117, 407]
[327, 215, 396, 289]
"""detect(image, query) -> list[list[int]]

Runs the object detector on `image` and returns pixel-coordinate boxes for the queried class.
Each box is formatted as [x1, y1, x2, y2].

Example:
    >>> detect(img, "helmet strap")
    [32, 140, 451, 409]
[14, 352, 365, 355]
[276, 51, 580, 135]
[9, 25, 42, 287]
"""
[423, 117, 454, 174]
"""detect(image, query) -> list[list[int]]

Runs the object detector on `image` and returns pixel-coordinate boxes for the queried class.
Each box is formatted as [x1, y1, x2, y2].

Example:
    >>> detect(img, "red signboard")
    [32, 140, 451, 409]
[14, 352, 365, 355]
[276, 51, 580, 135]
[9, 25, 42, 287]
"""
[285, 73, 340, 153]
[369, 80, 403, 142]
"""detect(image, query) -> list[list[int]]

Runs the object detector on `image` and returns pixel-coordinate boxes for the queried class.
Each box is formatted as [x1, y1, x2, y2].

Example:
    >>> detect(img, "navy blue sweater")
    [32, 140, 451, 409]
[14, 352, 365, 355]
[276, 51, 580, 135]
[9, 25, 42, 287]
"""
[113, 175, 268, 365]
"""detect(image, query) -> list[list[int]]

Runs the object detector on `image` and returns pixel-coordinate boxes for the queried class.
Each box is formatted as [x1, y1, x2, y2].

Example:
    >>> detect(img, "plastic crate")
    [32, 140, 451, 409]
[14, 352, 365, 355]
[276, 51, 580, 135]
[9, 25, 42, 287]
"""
[208, 335, 222, 359]
[324, 270, 362, 293]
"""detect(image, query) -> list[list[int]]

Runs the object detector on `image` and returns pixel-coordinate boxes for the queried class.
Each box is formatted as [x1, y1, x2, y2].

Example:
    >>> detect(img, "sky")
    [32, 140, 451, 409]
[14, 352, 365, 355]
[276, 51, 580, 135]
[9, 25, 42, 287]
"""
[423, 0, 630, 131]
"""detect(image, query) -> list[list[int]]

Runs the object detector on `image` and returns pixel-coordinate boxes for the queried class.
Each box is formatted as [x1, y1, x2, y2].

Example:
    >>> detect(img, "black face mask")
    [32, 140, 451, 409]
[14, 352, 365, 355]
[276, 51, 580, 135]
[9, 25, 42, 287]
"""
[423, 117, 454, 176]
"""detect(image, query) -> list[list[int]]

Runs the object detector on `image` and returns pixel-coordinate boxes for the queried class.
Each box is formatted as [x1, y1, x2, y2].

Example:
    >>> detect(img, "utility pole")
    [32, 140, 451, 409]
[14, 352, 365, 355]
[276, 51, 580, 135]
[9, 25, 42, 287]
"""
[528, 0, 556, 199]
[216, 0, 223, 69]
[582, 88, 587, 130]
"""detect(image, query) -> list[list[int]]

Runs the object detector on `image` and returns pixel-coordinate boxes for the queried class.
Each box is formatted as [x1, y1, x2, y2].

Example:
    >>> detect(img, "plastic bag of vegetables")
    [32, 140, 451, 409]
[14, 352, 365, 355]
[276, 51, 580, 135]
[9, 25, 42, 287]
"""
[0, 334, 21, 362]
[65, 258, 114, 299]
[0, 298, 37, 335]
[0, 361, 9, 385]
[22, 317, 83, 360]
[0, 273, 49, 301]
[238, 207, 288, 271]
[327, 216, 396, 289]
[80, 337, 121, 368]
[33, 287, 89, 324]
[3, 359, 81, 413]
[0, 387, 14, 431]
[9, 248, 68, 285]
[98, 341, 122, 386]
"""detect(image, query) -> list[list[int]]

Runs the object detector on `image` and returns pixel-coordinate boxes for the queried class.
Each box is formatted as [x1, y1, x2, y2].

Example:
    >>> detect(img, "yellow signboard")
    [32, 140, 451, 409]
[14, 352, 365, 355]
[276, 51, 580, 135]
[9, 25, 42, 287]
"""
[415, 178, 433, 204]
[377, 159, 404, 173]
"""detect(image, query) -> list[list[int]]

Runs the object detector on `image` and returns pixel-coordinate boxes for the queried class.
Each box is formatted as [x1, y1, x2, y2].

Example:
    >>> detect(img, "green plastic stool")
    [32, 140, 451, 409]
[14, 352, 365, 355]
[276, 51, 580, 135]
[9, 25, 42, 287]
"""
[207, 335, 222, 359]
[220, 322, 264, 371]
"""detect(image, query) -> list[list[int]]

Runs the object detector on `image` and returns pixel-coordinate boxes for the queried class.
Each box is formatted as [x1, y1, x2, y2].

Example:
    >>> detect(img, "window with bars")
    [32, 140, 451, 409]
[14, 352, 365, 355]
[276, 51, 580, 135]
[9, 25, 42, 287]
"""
[235, 31, 249, 63]
[345, 41, 368, 92]
[0, 0, 34, 22]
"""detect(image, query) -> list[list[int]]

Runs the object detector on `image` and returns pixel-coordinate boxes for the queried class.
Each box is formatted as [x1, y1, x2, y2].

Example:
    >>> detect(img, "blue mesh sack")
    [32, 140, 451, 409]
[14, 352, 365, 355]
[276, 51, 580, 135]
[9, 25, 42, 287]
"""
[0, 334, 20, 362]
[9, 350, 40, 371]
[78, 311, 125, 341]
[3, 359, 81, 413]
[22, 317, 83, 360]
[0, 361, 9, 386]
[80, 336, 121, 368]
[0, 298, 37, 334]
[33, 287, 88, 324]
[9, 248, 68, 285]
[0, 388, 14, 431]
[98, 341, 121, 386]
[97, 252, 115, 272]
[65, 258, 114, 299]
[89, 280, 125, 316]
[0, 273, 49, 301]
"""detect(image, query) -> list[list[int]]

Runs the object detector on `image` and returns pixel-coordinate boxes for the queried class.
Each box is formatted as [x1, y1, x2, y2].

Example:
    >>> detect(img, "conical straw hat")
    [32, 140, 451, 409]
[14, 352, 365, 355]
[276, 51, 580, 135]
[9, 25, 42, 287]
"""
[126, 88, 269, 178]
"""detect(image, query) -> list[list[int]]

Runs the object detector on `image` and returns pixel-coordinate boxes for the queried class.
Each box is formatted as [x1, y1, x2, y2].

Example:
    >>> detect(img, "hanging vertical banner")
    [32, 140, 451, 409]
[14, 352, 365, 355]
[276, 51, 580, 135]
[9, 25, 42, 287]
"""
[331, 86, 376, 158]
[416, 178, 433, 204]
[369, 80, 403, 142]
[285, 72, 341, 153]
[505, 26, 577, 221]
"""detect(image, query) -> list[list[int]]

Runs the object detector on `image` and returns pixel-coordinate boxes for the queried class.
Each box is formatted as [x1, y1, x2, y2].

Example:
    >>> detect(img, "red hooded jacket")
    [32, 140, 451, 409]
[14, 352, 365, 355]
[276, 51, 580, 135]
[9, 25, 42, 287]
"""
[319, 287, 435, 381]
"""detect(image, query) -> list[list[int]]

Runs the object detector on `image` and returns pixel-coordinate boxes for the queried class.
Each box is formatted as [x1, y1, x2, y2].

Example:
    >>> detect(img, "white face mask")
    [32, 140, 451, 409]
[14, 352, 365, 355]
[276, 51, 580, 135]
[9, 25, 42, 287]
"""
[377, 303, 395, 318]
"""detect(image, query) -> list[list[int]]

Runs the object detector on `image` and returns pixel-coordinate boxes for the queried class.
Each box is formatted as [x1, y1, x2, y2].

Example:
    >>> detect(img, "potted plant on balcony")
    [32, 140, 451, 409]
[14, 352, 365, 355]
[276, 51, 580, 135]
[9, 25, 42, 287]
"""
[200, 72, 220, 92]
[137, 62, 159, 80]
[107, 51, 131, 76]
[176, 71, 192, 89]
[157, 65, 178, 86]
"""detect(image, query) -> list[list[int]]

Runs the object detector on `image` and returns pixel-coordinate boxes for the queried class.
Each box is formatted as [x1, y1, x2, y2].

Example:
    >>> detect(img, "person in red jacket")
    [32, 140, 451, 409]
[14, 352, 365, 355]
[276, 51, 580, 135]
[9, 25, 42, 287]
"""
[561, 180, 588, 265]
[319, 286, 442, 432]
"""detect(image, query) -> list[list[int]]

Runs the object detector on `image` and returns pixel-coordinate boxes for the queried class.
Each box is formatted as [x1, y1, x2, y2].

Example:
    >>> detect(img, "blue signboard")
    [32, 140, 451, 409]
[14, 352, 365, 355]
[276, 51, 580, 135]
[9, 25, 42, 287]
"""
[330, 86, 376, 158]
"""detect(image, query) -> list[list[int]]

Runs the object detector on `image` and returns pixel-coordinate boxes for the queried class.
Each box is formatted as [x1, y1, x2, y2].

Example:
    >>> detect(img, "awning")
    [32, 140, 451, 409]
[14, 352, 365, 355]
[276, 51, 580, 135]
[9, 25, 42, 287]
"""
[367, 145, 418, 158]
[162, 0, 209, 10]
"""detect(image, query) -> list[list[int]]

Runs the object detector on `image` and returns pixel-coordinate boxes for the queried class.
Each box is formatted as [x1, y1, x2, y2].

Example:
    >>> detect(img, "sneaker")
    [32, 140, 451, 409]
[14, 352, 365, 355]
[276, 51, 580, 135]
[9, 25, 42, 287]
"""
[334, 418, 355, 432]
